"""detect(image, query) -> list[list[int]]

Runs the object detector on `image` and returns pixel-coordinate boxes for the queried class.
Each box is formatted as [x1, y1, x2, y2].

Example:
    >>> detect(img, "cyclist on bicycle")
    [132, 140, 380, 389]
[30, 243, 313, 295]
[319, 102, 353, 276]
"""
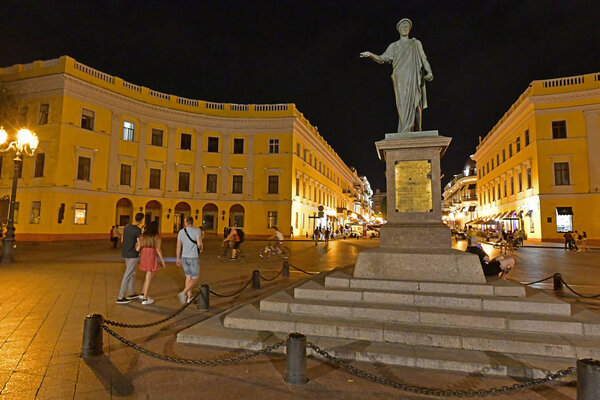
[223, 227, 244, 259]
[268, 226, 284, 254]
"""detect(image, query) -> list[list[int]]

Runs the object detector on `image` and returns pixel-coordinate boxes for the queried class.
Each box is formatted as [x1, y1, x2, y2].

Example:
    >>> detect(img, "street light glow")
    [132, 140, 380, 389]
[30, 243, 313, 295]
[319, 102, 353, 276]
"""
[17, 128, 39, 152]
[0, 128, 7, 145]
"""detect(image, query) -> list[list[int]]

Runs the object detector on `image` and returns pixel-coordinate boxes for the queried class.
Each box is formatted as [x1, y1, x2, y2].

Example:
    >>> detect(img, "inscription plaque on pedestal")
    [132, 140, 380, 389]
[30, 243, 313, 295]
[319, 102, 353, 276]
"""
[394, 160, 432, 212]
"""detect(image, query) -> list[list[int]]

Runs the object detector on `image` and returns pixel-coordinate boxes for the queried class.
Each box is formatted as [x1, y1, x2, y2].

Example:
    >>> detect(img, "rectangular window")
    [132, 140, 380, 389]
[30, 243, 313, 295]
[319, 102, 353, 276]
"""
[510, 176, 514, 195]
[518, 172, 523, 192]
[267, 211, 278, 228]
[233, 138, 244, 154]
[491, 188, 495, 202]
[309, 153, 312, 165]
[180, 133, 192, 150]
[268, 175, 279, 194]
[151, 128, 163, 146]
[34, 153, 45, 177]
[38, 103, 49, 125]
[74, 202, 87, 224]
[269, 138, 280, 154]
[295, 178, 300, 196]
[554, 162, 570, 186]
[30, 201, 41, 224]
[486, 162, 489, 174]
[149, 168, 161, 189]
[296, 143, 301, 156]
[497, 184, 501, 200]
[19, 106, 28, 125]
[526, 167, 532, 189]
[508, 144, 513, 157]
[502, 149, 506, 162]
[552, 121, 567, 139]
[516, 137, 521, 152]
[303, 148, 307, 161]
[491, 159, 494, 170]
[503, 180, 507, 197]
[232, 175, 243, 194]
[120, 164, 131, 186]
[178, 171, 190, 192]
[496, 154, 499, 166]
[525, 129, 530, 146]
[123, 121, 135, 141]
[556, 208, 573, 233]
[207, 137, 219, 152]
[81, 108, 94, 130]
[77, 156, 91, 181]
[206, 174, 217, 193]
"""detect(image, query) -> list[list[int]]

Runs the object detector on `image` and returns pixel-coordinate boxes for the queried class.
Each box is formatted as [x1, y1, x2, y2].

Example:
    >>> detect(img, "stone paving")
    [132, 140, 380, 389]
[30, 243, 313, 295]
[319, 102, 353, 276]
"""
[0, 237, 597, 399]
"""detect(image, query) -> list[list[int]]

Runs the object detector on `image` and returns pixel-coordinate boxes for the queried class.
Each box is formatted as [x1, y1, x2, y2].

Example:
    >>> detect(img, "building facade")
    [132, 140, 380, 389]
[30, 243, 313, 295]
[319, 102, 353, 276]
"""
[473, 72, 600, 243]
[442, 159, 477, 229]
[0, 56, 372, 240]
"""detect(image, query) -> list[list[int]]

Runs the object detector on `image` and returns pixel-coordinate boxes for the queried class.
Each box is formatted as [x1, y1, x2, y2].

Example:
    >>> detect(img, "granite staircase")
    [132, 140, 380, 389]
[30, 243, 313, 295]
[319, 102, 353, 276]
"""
[177, 269, 600, 377]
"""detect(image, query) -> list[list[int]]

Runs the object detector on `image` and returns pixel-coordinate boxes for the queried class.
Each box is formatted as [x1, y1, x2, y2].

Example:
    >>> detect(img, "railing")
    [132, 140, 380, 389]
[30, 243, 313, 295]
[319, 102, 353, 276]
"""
[542, 75, 584, 88]
[206, 102, 225, 110]
[123, 80, 142, 93]
[43, 58, 60, 68]
[74, 61, 114, 83]
[177, 97, 199, 107]
[230, 104, 249, 111]
[23, 63, 34, 71]
[149, 89, 170, 100]
[255, 104, 288, 111]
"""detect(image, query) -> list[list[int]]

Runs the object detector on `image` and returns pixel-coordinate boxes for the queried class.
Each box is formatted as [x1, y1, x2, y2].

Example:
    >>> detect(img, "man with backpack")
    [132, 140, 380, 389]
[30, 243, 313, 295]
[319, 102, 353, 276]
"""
[176, 217, 203, 304]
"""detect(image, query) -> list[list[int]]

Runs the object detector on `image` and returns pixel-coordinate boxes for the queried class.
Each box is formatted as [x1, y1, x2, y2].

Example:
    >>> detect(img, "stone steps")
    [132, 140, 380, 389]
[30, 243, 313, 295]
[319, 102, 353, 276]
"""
[224, 304, 600, 359]
[260, 291, 600, 336]
[177, 310, 576, 378]
[294, 280, 573, 316]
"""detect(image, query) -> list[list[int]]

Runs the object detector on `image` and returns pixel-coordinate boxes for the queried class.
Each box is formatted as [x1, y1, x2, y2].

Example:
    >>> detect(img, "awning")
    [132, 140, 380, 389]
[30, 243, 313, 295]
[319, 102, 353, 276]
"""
[502, 210, 517, 220]
[468, 205, 477, 212]
[525, 210, 533, 217]
[556, 207, 573, 215]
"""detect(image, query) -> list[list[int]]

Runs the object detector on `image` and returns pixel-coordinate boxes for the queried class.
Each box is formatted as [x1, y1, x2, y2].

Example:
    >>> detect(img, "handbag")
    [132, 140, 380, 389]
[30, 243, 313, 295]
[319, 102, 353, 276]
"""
[184, 228, 201, 254]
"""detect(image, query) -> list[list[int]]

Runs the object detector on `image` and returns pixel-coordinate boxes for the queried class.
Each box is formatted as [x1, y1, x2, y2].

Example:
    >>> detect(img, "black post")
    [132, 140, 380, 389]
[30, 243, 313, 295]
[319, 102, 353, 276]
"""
[198, 284, 209, 311]
[252, 270, 261, 289]
[577, 358, 600, 399]
[285, 333, 308, 384]
[1, 157, 22, 264]
[81, 314, 104, 357]
[282, 261, 290, 278]
[553, 273, 563, 291]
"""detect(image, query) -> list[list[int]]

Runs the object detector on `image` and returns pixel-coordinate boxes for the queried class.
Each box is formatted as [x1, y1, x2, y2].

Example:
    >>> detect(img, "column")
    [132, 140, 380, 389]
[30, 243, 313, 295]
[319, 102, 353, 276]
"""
[134, 120, 148, 195]
[106, 112, 122, 192]
[164, 125, 177, 196]
[584, 111, 600, 192]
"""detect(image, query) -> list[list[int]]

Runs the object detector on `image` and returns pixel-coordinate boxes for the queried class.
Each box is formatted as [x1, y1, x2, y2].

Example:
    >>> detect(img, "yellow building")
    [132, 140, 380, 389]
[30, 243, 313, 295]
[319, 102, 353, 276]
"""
[473, 72, 600, 244]
[442, 159, 477, 229]
[0, 56, 371, 240]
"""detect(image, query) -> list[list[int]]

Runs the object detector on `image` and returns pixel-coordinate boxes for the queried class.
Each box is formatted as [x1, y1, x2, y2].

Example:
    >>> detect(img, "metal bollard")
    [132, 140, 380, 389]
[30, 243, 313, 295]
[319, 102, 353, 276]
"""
[81, 314, 104, 357]
[282, 261, 290, 278]
[285, 333, 308, 384]
[197, 285, 210, 311]
[252, 270, 261, 289]
[577, 358, 600, 399]
[553, 273, 563, 291]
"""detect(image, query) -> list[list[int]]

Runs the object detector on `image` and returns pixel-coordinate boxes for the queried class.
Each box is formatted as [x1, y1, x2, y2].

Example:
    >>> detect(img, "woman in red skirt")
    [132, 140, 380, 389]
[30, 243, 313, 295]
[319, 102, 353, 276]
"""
[136, 221, 166, 305]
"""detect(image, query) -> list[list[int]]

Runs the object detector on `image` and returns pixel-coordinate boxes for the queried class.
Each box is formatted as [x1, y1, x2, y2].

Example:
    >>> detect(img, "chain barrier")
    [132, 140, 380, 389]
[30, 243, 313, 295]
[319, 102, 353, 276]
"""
[522, 275, 554, 286]
[307, 343, 575, 397]
[209, 276, 254, 298]
[104, 291, 200, 328]
[259, 267, 284, 281]
[523, 274, 600, 299]
[101, 324, 284, 366]
[289, 263, 316, 275]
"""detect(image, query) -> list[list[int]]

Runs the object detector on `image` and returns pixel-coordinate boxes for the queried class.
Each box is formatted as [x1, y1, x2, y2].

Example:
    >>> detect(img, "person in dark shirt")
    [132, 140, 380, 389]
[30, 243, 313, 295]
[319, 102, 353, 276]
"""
[466, 236, 515, 277]
[116, 213, 145, 304]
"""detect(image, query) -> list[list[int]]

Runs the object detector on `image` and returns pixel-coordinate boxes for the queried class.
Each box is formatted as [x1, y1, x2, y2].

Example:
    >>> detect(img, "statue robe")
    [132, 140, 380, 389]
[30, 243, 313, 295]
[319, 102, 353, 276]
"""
[380, 38, 428, 133]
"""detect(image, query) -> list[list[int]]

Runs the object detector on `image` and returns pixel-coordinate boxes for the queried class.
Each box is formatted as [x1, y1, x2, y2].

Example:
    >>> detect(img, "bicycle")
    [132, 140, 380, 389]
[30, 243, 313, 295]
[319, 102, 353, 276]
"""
[258, 242, 290, 260]
[218, 241, 246, 262]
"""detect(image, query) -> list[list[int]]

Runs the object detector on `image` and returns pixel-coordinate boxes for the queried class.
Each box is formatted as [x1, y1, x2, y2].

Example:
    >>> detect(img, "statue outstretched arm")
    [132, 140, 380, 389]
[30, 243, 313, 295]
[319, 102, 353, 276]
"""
[359, 51, 388, 64]
[417, 41, 433, 81]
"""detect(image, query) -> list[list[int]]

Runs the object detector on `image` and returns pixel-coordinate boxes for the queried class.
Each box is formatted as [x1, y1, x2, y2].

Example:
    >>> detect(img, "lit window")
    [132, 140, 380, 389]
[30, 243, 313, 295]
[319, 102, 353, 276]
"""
[30, 201, 41, 224]
[233, 138, 244, 154]
[180, 133, 192, 150]
[39, 103, 49, 125]
[151, 128, 163, 146]
[81, 109, 94, 130]
[556, 207, 573, 233]
[149, 168, 161, 189]
[269, 138, 280, 154]
[267, 211, 277, 228]
[74, 202, 87, 224]
[123, 121, 135, 141]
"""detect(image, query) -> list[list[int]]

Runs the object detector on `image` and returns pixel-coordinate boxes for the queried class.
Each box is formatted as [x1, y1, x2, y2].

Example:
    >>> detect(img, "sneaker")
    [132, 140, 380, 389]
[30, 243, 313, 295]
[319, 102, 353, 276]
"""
[499, 267, 512, 279]
[126, 293, 143, 300]
[116, 298, 131, 304]
[177, 292, 187, 305]
[229, 257, 236, 260]
[187, 297, 194, 304]
[141, 298, 154, 305]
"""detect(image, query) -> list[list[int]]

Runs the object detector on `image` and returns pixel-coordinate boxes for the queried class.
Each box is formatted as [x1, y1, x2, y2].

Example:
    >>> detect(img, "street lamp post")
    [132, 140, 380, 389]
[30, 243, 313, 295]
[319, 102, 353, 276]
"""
[0, 128, 39, 264]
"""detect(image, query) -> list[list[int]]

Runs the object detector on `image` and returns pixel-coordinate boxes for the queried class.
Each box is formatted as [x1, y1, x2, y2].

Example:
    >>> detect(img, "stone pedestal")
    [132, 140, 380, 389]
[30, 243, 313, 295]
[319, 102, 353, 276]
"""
[354, 131, 485, 283]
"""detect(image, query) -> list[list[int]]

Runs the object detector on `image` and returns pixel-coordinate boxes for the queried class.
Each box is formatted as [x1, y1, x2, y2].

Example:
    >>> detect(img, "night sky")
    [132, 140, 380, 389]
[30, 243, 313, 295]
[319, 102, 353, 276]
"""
[1, 0, 599, 190]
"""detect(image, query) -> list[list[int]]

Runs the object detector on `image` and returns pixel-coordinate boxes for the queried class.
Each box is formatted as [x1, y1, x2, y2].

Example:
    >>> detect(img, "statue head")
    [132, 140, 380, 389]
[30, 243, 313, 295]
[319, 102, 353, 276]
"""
[396, 18, 412, 36]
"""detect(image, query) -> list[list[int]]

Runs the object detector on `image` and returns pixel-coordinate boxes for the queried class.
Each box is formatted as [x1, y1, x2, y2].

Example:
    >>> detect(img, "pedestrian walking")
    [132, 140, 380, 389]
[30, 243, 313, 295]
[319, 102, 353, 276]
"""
[136, 221, 166, 305]
[110, 225, 120, 248]
[116, 213, 144, 304]
[176, 217, 203, 304]
[324, 227, 330, 247]
[582, 232, 589, 252]
[290, 225, 294, 239]
[314, 227, 320, 245]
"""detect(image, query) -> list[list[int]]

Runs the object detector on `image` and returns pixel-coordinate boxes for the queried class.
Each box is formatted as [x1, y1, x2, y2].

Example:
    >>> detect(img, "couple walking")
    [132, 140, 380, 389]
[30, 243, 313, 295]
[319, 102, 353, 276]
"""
[116, 213, 202, 306]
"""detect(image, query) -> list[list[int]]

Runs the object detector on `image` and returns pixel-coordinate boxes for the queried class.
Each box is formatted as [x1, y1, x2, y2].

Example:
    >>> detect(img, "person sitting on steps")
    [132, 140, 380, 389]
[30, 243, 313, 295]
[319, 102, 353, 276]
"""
[465, 235, 515, 278]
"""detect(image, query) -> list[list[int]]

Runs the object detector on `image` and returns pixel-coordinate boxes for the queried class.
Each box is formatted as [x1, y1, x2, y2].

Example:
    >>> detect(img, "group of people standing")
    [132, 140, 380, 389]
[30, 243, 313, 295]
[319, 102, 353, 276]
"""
[563, 231, 589, 252]
[116, 213, 202, 306]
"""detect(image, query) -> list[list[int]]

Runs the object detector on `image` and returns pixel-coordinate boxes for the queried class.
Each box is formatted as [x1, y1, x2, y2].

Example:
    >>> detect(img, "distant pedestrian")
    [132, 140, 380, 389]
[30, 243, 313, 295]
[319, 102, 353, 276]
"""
[176, 217, 203, 304]
[563, 232, 574, 251]
[324, 227, 330, 247]
[581, 232, 589, 252]
[290, 226, 294, 239]
[314, 227, 320, 245]
[110, 225, 119, 248]
[116, 213, 144, 304]
[136, 221, 166, 305]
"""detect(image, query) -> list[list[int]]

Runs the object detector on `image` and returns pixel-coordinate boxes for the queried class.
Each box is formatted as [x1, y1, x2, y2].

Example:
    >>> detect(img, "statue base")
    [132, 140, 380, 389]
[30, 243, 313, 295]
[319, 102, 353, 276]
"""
[353, 130, 485, 284]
